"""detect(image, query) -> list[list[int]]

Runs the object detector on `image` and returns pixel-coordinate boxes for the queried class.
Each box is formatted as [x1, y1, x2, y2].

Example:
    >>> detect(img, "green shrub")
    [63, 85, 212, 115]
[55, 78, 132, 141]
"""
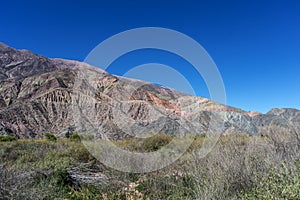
[128, 173, 140, 182]
[70, 133, 81, 141]
[68, 145, 94, 163]
[52, 168, 72, 188]
[115, 133, 173, 152]
[243, 162, 300, 199]
[0, 135, 17, 142]
[44, 132, 57, 141]
[142, 134, 172, 152]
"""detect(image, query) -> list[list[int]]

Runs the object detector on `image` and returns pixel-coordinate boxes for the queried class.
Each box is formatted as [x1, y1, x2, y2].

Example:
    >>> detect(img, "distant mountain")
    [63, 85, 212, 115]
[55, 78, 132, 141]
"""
[0, 42, 299, 139]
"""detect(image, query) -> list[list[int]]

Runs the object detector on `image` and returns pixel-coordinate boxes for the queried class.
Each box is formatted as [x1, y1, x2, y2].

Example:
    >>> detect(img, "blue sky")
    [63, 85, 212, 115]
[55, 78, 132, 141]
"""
[0, 0, 299, 113]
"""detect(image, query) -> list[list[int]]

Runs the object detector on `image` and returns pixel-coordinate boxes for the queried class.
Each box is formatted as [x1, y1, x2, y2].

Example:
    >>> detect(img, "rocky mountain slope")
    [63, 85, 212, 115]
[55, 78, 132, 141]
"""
[0, 42, 299, 139]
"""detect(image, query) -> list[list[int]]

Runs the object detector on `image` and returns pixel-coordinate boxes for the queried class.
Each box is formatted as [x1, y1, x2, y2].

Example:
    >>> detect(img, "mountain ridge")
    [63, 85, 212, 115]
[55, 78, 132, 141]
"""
[0, 42, 299, 139]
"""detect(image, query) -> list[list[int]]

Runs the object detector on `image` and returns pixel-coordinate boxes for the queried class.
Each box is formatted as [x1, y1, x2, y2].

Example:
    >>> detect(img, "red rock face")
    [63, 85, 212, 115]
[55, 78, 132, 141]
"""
[246, 111, 262, 117]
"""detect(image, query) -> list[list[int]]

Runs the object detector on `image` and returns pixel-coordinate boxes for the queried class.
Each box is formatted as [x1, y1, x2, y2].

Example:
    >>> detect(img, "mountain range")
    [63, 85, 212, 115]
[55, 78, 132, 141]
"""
[0, 42, 299, 140]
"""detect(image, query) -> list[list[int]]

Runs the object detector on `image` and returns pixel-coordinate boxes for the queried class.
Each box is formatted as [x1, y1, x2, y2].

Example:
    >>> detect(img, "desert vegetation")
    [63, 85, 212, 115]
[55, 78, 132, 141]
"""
[0, 125, 300, 199]
[0, 135, 16, 142]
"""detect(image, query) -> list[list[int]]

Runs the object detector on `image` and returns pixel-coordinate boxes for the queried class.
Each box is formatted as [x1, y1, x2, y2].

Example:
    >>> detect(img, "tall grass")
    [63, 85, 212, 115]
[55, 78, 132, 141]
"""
[0, 125, 299, 199]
